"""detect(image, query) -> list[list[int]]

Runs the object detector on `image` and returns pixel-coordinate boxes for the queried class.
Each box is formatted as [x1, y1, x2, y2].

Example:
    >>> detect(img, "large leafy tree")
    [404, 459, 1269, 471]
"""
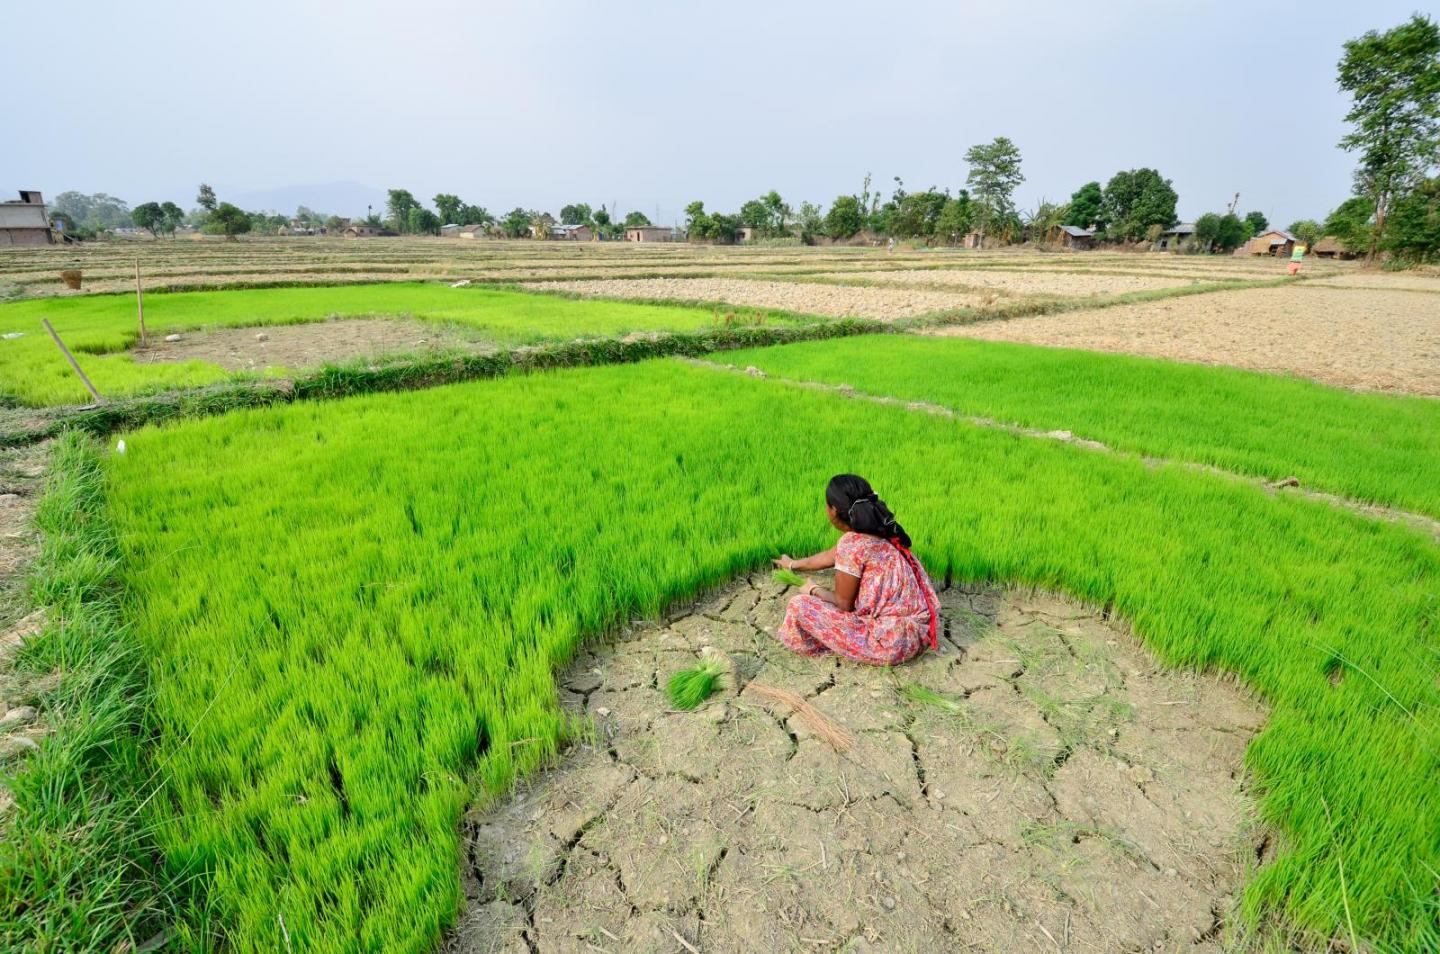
[1287, 219, 1322, 247]
[1063, 181, 1104, 230]
[1244, 211, 1269, 235]
[933, 192, 974, 244]
[1193, 213, 1222, 251]
[196, 183, 217, 213]
[52, 192, 132, 232]
[433, 194, 463, 224]
[1099, 169, 1178, 242]
[560, 203, 593, 226]
[1337, 14, 1440, 257]
[1384, 176, 1440, 262]
[132, 202, 164, 236]
[1324, 197, 1377, 253]
[795, 201, 824, 241]
[407, 207, 441, 235]
[824, 195, 864, 239]
[499, 208, 534, 238]
[1215, 213, 1248, 251]
[385, 189, 420, 231]
[964, 137, 1024, 239]
[623, 211, 651, 227]
[160, 201, 185, 235]
[207, 202, 251, 239]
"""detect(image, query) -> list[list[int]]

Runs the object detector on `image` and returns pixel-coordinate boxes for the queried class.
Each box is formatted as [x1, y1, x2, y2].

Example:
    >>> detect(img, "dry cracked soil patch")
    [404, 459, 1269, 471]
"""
[448, 574, 1265, 954]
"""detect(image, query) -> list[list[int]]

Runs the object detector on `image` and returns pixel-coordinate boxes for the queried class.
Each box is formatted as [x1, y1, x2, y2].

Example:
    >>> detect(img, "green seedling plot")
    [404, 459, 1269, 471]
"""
[0, 283, 767, 407]
[771, 567, 806, 587]
[666, 659, 728, 710]
[20, 357, 1431, 952]
[722, 336, 1440, 519]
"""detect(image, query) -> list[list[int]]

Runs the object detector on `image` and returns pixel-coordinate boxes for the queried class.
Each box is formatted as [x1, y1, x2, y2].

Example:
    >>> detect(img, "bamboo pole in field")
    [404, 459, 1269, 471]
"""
[41, 317, 104, 403]
[135, 258, 147, 347]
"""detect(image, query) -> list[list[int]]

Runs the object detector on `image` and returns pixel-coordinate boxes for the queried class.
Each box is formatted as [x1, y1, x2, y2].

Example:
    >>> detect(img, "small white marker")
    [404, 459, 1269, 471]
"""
[116, 439, 127, 455]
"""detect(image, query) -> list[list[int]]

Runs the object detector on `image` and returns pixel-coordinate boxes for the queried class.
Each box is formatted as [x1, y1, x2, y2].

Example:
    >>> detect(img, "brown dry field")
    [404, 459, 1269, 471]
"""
[449, 575, 1263, 954]
[935, 283, 1440, 396]
[818, 267, 1220, 297]
[528, 277, 982, 319]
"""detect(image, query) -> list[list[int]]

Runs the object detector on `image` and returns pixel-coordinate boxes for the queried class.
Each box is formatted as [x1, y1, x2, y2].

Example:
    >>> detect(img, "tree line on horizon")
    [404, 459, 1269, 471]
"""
[43, 15, 1438, 262]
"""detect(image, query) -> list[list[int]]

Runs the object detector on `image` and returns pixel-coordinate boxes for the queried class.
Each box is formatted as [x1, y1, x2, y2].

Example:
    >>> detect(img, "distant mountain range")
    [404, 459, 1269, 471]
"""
[215, 181, 388, 218]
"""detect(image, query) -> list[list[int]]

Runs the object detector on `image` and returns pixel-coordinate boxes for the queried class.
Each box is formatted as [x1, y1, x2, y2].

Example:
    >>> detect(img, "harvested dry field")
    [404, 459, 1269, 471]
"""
[935, 284, 1440, 396]
[528, 277, 979, 319]
[822, 267, 1217, 297]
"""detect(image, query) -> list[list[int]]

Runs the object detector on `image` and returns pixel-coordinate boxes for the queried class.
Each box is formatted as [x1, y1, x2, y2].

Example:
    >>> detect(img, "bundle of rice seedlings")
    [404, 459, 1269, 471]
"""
[746, 682, 853, 752]
[772, 567, 805, 587]
[666, 657, 728, 710]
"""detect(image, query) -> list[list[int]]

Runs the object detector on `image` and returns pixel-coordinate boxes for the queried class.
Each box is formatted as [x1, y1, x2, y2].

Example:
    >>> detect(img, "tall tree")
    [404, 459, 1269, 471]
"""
[1244, 211, 1269, 235]
[1287, 219, 1322, 247]
[1324, 197, 1377, 253]
[824, 195, 864, 239]
[196, 183, 217, 212]
[795, 201, 824, 241]
[159, 202, 185, 235]
[433, 194, 463, 224]
[1215, 213, 1248, 252]
[623, 211, 651, 227]
[132, 202, 164, 236]
[500, 207, 533, 238]
[933, 192, 974, 244]
[1099, 169, 1178, 242]
[964, 137, 1024, 240]
[1193, 213, 1223, 252]
[1337, 14, 1440, 257]
[560, 203, 593, 225]
[208, 202, 251, 239]
[1063, 182, 1104, 230]
[385, 189, 420, 231]
[1383, 176, 1440, 262]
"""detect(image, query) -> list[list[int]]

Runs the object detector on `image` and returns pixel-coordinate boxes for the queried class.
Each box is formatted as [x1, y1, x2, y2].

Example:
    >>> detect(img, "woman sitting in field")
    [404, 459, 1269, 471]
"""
[773, 474, 939, 666]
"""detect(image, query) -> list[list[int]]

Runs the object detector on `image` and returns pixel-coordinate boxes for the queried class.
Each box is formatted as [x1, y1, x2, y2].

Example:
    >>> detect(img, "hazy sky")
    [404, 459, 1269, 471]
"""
[4, 1, 1421, 227]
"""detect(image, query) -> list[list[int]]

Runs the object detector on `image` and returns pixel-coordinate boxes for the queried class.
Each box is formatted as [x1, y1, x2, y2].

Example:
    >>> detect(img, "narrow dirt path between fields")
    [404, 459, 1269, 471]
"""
[448, 575, 1264, 954]
[691, 358, 1440, 544]
[0, 441, 52, 784]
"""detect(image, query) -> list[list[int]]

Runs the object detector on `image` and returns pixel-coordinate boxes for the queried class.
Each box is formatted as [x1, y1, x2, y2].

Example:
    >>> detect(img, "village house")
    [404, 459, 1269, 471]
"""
[1047, 224, 1095, 250]
[342, 224, 387, 238]
[0, 190, 54, 246]
[439, 224, 463, 237]
[1311, 236, 1355, 260]
[735, 225, 759, 243]
[546, 223, 592, 241]
[625, 225, 675, 242]
[457, 224, 489, 240]
[1247, 229, 1297, 257]
[1153, 223, 1195, 252]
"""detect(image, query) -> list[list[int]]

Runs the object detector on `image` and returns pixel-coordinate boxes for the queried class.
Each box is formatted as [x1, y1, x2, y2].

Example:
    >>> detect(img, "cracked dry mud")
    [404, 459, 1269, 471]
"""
[448, 575, 1265, 954]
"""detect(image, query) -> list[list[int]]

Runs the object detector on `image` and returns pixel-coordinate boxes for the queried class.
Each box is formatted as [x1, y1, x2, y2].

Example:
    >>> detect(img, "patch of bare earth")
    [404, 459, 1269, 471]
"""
[821, 268, 1211, 297]
[0, 442, 52, 773]
[128, 318, 486, 373]
[933, 285, 1440, 397]
[448, 574, 1263, 954]
[524, 278, 979, 320]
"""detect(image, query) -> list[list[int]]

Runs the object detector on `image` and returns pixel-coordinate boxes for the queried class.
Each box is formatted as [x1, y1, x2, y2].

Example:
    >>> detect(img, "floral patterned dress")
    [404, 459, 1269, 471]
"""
[777, 532, 939, 666]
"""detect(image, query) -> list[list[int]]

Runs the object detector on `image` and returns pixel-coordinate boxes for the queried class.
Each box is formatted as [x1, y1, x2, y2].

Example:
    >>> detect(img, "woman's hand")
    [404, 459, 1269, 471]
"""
[772, 555, 794, 570]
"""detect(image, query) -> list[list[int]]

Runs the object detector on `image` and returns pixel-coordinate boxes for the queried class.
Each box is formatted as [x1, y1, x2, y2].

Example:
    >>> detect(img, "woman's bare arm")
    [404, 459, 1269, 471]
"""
[804, 571, 859, 612]
[773, 547, 835, 572]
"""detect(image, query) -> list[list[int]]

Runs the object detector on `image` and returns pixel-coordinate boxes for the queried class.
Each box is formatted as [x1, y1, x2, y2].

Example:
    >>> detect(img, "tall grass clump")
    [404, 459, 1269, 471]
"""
[0, 434, 183, 950]
[99, 361, 1439, 951]
[720, 336, 1440, 518]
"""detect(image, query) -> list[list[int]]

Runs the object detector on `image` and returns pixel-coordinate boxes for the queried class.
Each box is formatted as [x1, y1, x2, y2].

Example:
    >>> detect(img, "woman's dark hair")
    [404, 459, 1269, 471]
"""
[825, 474, 911, 548]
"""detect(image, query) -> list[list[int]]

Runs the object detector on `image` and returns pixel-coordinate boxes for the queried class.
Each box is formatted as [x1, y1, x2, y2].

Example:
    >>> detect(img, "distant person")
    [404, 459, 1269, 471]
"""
[772, 474, 939, 666]
[887, 236, 897, 253]
[1289, 242, 1307, 276]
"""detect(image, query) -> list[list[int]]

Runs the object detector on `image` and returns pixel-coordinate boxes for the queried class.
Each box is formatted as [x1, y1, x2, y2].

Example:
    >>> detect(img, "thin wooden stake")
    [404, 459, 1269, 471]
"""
[41, 318, 104, 403]
[135, 258, 147, 346]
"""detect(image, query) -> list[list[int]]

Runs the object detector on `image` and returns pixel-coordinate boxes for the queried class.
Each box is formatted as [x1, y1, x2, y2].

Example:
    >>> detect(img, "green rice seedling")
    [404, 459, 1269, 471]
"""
[73, 358, 1440, 952]
[900, 682, 966, 715]
[666, 658, 728, 710]
[720, 335, 1440, 519]
[0, 283, 787, 407]
[771, 567, 805, 587]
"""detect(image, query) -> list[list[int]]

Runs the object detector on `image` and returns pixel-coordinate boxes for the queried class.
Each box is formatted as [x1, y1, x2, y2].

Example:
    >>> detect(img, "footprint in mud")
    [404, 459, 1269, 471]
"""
[447, 575, 1265, 954]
